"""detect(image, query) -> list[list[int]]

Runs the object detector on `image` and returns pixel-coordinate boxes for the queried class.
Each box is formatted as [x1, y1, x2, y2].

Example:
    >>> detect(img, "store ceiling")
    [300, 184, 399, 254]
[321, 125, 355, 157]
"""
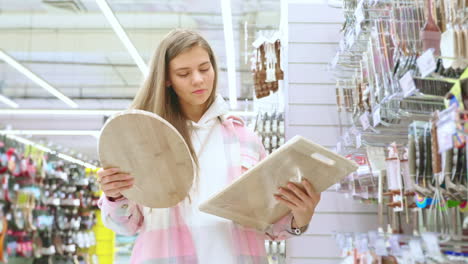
[0, 0, 281, 162]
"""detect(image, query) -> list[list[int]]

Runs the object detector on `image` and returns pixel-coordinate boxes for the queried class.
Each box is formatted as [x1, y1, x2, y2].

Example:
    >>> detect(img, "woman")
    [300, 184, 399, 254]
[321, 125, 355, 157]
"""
[97, 29, 321, 264]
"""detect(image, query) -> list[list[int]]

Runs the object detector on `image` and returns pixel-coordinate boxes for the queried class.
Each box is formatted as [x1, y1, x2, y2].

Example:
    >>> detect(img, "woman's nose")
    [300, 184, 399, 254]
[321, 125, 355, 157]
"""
[191, 71, 203, 85]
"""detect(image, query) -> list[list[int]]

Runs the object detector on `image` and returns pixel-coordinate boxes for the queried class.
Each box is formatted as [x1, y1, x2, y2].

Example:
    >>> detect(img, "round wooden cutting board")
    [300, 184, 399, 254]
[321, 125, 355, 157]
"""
[98, 109, 195, 208]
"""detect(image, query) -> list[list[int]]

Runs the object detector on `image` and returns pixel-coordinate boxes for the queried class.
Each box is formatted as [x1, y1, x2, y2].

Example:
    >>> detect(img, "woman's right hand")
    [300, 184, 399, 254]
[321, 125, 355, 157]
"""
[97, 168, 134, 200]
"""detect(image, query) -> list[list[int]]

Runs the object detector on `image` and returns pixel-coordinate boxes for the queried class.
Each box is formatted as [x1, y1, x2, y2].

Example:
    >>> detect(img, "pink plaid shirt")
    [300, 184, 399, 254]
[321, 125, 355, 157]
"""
[99, 115, 301, 264]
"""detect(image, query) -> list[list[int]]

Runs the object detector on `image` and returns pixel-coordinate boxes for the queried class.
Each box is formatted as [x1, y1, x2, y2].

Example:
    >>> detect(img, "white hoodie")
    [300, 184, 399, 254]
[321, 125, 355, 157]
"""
[187, 94, 237, 263]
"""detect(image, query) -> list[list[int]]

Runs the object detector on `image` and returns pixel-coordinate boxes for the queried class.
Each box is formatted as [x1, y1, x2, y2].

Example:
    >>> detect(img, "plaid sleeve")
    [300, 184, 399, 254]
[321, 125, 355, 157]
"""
[98, 195, 144, 236]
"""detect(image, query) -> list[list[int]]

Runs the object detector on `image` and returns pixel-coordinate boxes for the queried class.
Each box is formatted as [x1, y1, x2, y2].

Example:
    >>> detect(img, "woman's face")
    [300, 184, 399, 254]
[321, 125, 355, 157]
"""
[167, 45, 215, 110]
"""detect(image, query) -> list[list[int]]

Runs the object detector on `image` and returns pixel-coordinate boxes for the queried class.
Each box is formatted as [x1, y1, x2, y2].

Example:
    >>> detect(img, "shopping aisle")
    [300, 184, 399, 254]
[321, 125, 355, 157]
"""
[0, 0, 466, 263]
[287, 0, 468, 263]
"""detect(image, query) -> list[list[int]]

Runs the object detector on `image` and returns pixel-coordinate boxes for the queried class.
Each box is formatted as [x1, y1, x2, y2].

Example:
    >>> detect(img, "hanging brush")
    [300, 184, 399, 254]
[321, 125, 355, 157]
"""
[420, 0, 442, 56]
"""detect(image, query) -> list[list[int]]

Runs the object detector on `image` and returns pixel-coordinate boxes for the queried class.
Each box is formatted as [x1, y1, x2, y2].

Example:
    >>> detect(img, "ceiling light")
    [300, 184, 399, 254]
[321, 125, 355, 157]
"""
[3, 134, 97, 169]
[0, 49, 79, 108]
[0, 109, 257, 116]
[0, 130, 100, 136]
[0, 109, 118, 115]
[0, 94, 19, 108]
[95, 0, 149, 76]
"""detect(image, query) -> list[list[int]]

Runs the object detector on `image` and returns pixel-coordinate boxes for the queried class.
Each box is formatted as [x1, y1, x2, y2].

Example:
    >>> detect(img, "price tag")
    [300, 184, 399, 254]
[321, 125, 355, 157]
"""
[373, 107, 381, 127]
[355, 3, 365, 25]
[399, 71, 416, 97]
[401, 246, 415, 264]
[375, 237, 388, 256]
[368, 231, 378, 247]
[409, 240, 425, 262]
[336, 142, 342, 153]
[422, 233, 443, 259]
[417, 49, 437, 77]
[360, 112, 371, 130]
[437, 123, 454, 153]
[389, 235, 402, 255]
[343, 132, 352, 146]
[356, 134, 362, 148]
[347, 33, 355, 48]
[437, 106, 456, 153]
[331, 53, 339, 68]
[339, 39, 346, 52]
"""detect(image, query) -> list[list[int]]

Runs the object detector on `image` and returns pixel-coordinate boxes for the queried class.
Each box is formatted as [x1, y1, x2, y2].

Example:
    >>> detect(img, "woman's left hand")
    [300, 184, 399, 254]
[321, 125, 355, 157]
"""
[274, 179, 321, 228]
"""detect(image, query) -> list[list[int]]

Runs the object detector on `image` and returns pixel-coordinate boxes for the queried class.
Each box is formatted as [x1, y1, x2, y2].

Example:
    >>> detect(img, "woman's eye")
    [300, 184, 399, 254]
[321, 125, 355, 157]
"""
[200, 68, 210, 72]
[178, 74, 189, 78]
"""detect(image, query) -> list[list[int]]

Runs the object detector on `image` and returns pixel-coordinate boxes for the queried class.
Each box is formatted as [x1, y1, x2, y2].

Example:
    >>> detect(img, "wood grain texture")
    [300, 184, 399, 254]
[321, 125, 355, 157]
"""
[199, 136, 358, 231]
[98, 110, 195, 208]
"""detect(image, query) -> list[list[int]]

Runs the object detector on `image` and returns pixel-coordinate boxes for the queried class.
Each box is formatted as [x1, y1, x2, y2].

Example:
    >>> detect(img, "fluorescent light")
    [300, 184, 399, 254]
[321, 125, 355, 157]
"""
[0, 130, 100, 136]
[0, 94, 19, 108]
[2, 134, 97, 170]
[0, 109, 257, 116]
[0, 49, 79, 108]
[95, 0, 148, 76]
[221, 0, 238, 109]
[0, 109, 119, 115]
[57, 153, 97, 170]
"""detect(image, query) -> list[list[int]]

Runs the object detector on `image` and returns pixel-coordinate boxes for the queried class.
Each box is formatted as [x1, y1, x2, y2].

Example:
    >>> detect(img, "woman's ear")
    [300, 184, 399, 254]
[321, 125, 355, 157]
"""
[165, 80, 171, 88]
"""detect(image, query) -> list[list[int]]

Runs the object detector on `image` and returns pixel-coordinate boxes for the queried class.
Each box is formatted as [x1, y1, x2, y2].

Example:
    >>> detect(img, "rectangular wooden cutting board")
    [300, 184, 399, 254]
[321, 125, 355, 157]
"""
[199, 135, 359, 231]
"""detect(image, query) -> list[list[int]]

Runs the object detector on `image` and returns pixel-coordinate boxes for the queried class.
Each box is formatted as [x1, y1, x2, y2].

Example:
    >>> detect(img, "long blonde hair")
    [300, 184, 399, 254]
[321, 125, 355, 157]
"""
[131, 29, 218, 171]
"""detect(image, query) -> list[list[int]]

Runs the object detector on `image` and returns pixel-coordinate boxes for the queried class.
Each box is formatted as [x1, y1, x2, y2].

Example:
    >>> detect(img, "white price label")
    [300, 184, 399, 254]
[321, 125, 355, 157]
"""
[389, 235, 401, 255]
[399, 71, 416, 97]
[331, 53, 339, 68]
[422, 233, 443, 258]
[339, 39, 346, 52]
[375, 237, 388, 256]
[417, 49, 437, 77]
[437, 123, 454, 153]
[347, 33, 355, 48]
[343, 132, 352, 146]
[437, 106, 457, 153]
[336, 142, 342, 153]
[373, 107, 381, 127]
[355, 5, 365, 25]
[360, 112, 371, 130]
[356, 134, 362, 148]
[409, 240, 425, 262]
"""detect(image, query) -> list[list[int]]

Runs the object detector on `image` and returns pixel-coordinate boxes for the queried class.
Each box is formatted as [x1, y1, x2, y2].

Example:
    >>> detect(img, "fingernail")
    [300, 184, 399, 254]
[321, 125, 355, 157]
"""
[288, 183, 293, 188]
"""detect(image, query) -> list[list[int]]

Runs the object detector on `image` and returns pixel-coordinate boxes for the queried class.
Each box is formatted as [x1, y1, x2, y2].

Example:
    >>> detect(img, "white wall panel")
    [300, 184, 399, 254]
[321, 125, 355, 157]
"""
[289, 43, 338, 63]
[287, 125, 342, 147]
[288, 4, 343, 23]
[286, 2, 376, 263]
[289, 24, 342, 43]
[288, 64, 334, 83]
[288, 105, 351, 126]
[288, 83, 336, 104]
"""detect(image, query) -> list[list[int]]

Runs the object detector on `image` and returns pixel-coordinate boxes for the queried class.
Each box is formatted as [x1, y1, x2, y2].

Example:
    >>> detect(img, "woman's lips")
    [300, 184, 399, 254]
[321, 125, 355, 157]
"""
[193, 89, 207, 95]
